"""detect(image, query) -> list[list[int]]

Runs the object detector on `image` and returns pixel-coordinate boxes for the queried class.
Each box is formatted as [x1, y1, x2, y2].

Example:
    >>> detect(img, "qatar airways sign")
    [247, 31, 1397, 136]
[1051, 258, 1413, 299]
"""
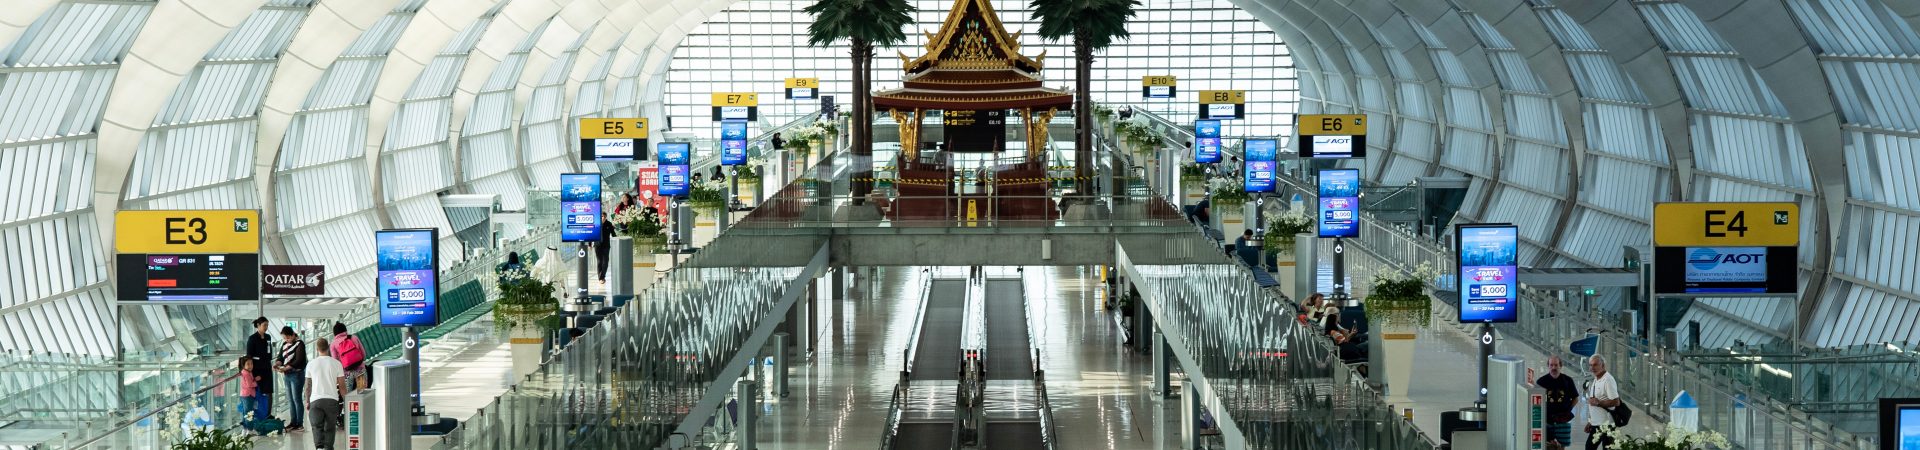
[261, 265, 325, 295]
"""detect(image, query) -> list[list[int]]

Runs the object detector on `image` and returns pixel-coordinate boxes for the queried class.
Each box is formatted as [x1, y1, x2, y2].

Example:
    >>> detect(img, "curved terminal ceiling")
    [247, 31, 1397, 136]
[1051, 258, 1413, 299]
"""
[0, 0, 1914, 356]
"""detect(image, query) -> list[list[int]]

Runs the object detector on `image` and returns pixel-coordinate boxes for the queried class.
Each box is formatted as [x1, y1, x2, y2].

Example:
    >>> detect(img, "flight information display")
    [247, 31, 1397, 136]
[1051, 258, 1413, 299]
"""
[376, 229, 440, 327]
[116, 253, 260, 300]
[1653, 246, 1796, 295]
[1317, 169, 1360, 238]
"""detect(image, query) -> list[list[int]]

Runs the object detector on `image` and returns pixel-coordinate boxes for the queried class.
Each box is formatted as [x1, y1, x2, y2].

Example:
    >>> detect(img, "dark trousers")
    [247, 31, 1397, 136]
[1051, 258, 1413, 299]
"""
[595, 249, 610, 281]
[309, 398, 341, 449]
[283, 372, 305, 428]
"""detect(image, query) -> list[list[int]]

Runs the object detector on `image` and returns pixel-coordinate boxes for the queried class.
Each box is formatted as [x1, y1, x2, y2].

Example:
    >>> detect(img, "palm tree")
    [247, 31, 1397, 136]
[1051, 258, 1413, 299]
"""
[1031, 0, 1139, 198]
[804, 0, 917, 160]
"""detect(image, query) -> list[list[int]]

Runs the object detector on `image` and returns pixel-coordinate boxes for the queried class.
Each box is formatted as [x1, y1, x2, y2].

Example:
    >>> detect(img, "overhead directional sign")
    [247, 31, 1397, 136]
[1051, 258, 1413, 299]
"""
[711, 92, 760, 121]
[1142, 75, 1177, 98]
[784, 78, 818, 100]
[579, 118, 649, 161]
[1653, 202, 1799, 247]
[1198, 90, 1245, 120]
[116, 210, 261, 254]
[1297, 114, 1368, 158]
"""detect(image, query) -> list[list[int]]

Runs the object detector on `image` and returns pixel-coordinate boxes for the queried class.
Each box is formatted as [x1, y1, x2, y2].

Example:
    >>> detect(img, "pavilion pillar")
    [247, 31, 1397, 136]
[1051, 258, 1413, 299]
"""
[891, 108, 923, 160]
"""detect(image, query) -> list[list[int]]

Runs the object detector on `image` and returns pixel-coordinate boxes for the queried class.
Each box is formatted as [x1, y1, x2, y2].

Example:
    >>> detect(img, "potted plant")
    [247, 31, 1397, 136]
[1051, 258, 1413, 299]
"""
[687, 180, 729, 216]
[1363, 262, 1437, 402]
[1593, 426, 1731, 450]
[1179, 164, 1208, 183]
[1262, 207, 1314, 256]
[1092, 104, 1114, 129]
[494, 267, 558, 377]
[1207, 177, 1249, 208]
[612, 206, 667, 253]
[170, 428, 251, 450]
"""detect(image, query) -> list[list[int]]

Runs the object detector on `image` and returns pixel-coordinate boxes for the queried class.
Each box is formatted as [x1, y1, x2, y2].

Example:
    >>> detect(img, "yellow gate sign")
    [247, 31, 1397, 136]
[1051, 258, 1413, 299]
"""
[1653, 202, 1800, 247]
[116, 210, 261, 254]
[578, 118, 649, 161]
[1198, 90, 1246, 104]
[1298, 114, 1368, 136]
[578, 118, 648, 140]
[1142, 76, 1177, 98]
[784, 78, 818, 100]
[710, 92, 759, 107]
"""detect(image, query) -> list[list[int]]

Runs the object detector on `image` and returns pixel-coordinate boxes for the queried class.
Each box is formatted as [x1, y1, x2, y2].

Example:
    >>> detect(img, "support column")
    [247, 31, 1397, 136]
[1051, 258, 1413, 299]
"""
[772, 332, 790, 398]
[736, 378, 758, 450]
[1181, 379, 1201, 450]
[1153, 329, 1171, 398]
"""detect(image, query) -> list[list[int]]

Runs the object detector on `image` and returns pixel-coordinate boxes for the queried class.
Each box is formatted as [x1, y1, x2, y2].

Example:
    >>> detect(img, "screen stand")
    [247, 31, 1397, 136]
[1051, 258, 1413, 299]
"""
[1478, 323, 1494, 405]
[1332, 238, 1355, 307]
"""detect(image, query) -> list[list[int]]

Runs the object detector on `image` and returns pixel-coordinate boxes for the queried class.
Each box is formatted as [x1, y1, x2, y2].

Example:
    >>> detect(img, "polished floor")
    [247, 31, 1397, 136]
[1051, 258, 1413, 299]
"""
[753, 266, 1183, 450]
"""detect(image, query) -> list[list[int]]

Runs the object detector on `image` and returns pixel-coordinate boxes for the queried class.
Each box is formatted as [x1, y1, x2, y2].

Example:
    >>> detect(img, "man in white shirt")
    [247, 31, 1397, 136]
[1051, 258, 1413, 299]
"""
[305, 339, 347, 450]
[1584, 355, 1621, 449]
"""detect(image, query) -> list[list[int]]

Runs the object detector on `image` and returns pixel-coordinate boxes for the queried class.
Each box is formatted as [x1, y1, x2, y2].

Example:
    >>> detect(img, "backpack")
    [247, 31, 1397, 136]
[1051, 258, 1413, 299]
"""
[334, 334, 366, 371]
[243, 416, 285, 435]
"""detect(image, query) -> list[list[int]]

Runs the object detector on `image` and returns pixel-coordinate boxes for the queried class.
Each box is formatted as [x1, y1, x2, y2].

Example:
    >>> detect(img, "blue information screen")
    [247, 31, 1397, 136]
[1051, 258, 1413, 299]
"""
[1316, 169, 1360, 238]
[559, 173, 601, 242]
[720, 120, 748, 140]
[376, 229, 439, 327]
[1195, 120, 1222, 163]
[721, 139, 747, 166]
[657, 142, 690, 196]
[1244, 139, 1277, 193]
[1456, 224, 1520, 323]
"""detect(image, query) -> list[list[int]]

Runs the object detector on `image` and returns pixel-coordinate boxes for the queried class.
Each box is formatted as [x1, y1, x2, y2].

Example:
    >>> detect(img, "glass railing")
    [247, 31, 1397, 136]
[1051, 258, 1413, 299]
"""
[426, 245, 828, 449]
[1138, 106, 1885, 449]
[1116, 237, 1440, 449]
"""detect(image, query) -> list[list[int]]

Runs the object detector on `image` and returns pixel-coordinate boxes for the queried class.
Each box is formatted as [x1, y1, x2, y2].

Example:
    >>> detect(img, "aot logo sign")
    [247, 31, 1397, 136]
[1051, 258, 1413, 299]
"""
[1684, 247, 1768, 283]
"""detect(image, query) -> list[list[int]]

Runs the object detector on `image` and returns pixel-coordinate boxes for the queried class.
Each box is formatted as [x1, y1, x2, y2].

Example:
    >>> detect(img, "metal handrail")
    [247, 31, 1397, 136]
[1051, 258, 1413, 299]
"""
[63, 371, 245, 449]
[902, 268, 937, 375]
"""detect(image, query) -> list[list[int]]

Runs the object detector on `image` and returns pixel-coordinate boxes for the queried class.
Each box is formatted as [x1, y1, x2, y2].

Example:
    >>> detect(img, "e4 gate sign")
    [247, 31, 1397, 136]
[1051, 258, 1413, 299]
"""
[1653, 202, 1799, 247]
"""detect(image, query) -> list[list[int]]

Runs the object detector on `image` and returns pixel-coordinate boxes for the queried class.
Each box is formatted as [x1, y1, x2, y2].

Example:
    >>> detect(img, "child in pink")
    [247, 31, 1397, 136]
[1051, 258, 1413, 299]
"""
[237, 357, 257, 420]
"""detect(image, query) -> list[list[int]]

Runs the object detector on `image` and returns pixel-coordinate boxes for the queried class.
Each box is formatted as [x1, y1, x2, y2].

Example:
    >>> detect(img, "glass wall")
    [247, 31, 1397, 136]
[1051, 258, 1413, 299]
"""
[665, 0, 1297, 140]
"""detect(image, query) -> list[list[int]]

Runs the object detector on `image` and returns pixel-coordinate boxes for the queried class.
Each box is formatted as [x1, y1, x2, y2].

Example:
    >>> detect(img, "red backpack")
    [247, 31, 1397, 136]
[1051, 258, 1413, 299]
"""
[333, 334, 366, 371]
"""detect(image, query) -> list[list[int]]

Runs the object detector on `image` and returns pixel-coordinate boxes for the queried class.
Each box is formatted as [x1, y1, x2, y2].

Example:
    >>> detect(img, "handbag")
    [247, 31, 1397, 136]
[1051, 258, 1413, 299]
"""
[1605, 403, 1633, 426]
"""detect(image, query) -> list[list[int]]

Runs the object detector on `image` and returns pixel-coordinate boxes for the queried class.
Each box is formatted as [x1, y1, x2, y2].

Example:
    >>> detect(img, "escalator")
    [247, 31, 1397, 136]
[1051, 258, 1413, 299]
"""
[911, 279, 968, 380]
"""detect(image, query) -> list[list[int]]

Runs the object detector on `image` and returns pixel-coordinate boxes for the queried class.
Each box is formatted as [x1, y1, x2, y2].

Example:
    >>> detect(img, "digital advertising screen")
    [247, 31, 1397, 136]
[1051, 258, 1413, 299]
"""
[1456, 224, 1520, 324]
[721, 139, 747, 166]
[375, 229, 439, 327]
[1316, 169, 1361, 238]
[559, 173, 602, 242]
[1244, 139, 1277, 193]
[720, 120, 748, 141]
[658, 142, 691, 197]
[115, 253, 261, 301]
[1195, 138, 1222, 164]
[1877, 398, 1920, 450]
[1652, 246, 1797, 295]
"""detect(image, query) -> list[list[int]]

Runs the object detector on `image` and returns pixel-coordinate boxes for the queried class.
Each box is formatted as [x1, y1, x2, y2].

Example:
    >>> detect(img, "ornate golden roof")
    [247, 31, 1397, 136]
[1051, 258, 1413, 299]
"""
[899, 0, 1046, 76]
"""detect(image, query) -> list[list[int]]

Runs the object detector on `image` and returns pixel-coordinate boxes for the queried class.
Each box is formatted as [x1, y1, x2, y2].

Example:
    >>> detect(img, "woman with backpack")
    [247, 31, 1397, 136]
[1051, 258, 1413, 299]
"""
[330, 323, 368, 390]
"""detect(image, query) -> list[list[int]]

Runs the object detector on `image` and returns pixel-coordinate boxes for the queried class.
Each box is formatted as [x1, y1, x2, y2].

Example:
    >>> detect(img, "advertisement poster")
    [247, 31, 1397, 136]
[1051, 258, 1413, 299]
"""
[376, 229, 439, 327]
[721, 139, 747, 166]
[1456, 224, 1519, 323]
[1194, 120, 1222, 164]
[720, 120, 748, 140]
[560, 173, 602, 242]
[658, 142, 691, 197]
[1317, 169, 1360, 238]
[633, 162, 670, 219]
[1244, 139, 1277, 193]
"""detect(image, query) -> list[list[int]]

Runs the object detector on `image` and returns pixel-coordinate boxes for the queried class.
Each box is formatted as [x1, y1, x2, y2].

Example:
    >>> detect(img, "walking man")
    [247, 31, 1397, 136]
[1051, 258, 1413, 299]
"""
[1536, 355, 1579, 447]
[275, 327, 309, 432]
[1585, 355, 1622, 449]
[306, 339, 347, 450]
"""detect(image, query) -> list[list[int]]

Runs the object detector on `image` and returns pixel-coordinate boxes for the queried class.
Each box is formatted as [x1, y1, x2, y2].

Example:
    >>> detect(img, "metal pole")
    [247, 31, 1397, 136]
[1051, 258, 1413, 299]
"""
[1333, 238, 1352, 306]
[1478, 323, 1494, 404]
[405, 327, 423, 412]
[575, 242, 589, 302]
[736, 378, 758, 450]
[773, 332, 790, 398]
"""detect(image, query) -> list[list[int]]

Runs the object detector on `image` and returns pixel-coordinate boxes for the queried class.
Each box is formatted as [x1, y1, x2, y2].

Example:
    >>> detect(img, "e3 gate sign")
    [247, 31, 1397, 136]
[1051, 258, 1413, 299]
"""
[1651, 202, 1799, 296]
